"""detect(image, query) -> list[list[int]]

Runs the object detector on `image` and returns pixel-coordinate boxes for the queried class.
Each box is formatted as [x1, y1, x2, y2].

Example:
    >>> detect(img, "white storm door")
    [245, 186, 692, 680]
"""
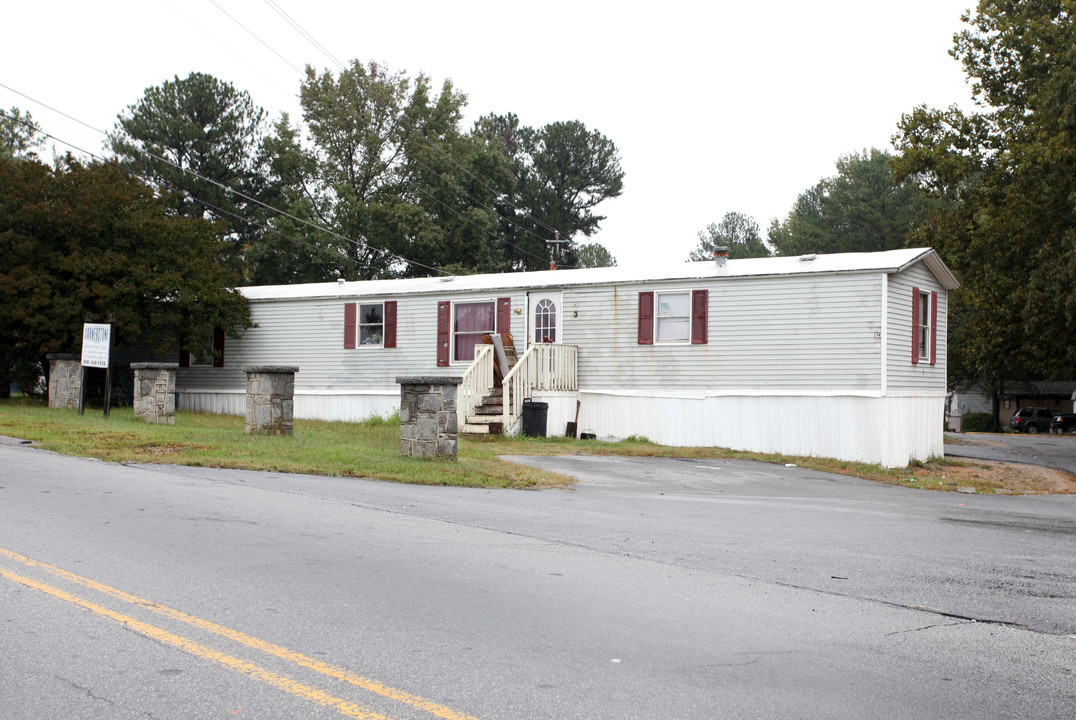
[528, 291, 562, 346]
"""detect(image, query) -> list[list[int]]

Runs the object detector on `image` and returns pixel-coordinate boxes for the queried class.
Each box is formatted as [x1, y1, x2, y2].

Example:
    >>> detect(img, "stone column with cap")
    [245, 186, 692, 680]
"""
[396, 376, 461, 459]
[245, 366, 298, 435]
[130, 362, 178, 424]
[47, 354, 82, 410]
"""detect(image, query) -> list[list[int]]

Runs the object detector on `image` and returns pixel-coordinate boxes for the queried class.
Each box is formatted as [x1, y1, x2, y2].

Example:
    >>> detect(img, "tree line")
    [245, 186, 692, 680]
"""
[106, 62, 624, 282]
[1, 61, 624, 393]
[689, 1, 1076, 418]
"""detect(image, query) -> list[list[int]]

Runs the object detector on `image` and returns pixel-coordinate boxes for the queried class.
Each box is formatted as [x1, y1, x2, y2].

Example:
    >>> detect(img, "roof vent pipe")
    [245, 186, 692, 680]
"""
[337, 278, 345, 287]
[714, 246, 730, 267]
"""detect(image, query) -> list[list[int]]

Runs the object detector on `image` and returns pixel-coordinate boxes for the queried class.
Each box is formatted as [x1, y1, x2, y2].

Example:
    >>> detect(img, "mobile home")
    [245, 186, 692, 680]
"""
[175, 247, 957, 467]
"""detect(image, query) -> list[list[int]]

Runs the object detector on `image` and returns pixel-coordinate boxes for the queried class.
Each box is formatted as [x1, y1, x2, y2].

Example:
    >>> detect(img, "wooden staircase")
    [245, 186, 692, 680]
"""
[458, 340, 578, 437]
[460, 385, 512, 435]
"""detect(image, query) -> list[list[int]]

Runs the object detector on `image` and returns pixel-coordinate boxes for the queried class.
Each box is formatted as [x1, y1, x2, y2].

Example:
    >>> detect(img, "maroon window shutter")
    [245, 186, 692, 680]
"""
[638, 292, 654, 345]
[384, 301, 397, 348]
[179, 349, 191, 368]
[911, 288, 920, 364]
[930, 291, 938, 365]
[691, 289, 708, 344]
[437, 301, 451, 366]
[496, 297, 511, 336]
[212, 327, 225, 367]
[343, 303, 356, 349]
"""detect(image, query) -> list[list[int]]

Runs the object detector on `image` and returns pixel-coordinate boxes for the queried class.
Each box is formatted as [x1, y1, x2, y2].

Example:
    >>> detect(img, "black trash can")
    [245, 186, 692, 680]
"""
[521, 399, 548, 438]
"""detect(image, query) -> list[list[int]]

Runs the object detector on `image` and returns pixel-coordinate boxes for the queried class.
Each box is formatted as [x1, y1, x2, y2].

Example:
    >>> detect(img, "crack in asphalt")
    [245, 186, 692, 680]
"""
[57, 675, 117, 706]
[884, 620, 974, 637]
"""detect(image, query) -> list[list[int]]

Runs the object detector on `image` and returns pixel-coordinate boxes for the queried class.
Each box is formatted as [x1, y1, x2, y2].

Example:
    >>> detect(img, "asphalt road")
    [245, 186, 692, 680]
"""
[1, 438, 1074, 719]
[945, 430, 1076, 474]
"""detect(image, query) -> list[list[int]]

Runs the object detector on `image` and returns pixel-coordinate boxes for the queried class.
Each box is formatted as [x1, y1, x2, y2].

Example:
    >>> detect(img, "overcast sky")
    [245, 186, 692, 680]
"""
[1, 1, 978, 269]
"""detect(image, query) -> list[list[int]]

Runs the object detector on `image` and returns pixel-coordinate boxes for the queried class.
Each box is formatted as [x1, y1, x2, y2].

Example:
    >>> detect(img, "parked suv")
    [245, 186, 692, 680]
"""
[1050, 413, 1076, 434]
[1009, 407, 1055, 433]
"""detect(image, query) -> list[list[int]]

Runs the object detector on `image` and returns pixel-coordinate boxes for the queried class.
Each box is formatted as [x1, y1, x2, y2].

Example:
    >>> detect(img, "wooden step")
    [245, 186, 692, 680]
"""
[461, 417, 504, 435]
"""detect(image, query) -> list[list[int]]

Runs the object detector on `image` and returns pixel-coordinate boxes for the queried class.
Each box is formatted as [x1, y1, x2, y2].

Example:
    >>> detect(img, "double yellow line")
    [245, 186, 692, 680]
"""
[0, 547, 482, 720]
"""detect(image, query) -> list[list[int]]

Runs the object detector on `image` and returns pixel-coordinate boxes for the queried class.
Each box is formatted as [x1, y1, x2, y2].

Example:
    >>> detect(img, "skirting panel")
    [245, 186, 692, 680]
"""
[178, 391, 398, 423]
[577, 391, 945, 468]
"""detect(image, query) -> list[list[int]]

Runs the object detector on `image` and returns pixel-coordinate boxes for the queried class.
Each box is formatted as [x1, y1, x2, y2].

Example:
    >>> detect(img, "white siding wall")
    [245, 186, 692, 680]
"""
[886, 263, 948, 394]
[575, 390, 944, 467]
[563, 272, 884, 392]
[177, 290, 527, 420]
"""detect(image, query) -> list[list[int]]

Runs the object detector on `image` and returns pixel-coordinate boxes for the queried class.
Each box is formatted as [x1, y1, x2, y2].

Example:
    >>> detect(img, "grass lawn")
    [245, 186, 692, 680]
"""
[0, 399, 1071, 494]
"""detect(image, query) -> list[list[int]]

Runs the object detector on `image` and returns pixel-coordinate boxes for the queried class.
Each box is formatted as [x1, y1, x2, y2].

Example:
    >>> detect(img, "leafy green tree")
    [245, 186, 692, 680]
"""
[893, 0, 1076, 425]
[473, 114, 625, 271]
[269, 60, 510, 280]
[525, 121, 624, 267]
[574, 242, 617, 268]
[769, 149, 935, 256]
[0, 156, 251, 394]
[0, 107, 44, 159]
[689, 212, 770, 260]
[108, 72, 268, 273]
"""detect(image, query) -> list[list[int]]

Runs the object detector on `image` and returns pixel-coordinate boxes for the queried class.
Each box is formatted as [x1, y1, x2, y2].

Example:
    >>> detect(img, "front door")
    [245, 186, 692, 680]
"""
[528, 291, 562, 346]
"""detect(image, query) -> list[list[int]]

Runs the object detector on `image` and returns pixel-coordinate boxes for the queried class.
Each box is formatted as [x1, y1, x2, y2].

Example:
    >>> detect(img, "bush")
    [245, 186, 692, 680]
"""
[960, 412, 995, 432]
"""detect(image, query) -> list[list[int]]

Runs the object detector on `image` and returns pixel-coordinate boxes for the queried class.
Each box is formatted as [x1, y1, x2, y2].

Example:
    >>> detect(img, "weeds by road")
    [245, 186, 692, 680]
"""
[0, 400, 1071, 493]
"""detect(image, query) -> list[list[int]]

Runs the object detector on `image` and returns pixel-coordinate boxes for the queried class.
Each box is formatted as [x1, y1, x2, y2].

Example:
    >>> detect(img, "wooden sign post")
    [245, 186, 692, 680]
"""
[80, 321, 114, 418]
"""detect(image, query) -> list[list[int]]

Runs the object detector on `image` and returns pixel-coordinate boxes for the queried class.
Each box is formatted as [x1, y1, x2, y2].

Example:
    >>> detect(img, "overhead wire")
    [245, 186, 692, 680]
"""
[161, 1, 556, 270]
[0, 102, 448, 277]
[1, 1, 563, 274]
[242, 0, 560, 255]
[0, 108, 361, 273]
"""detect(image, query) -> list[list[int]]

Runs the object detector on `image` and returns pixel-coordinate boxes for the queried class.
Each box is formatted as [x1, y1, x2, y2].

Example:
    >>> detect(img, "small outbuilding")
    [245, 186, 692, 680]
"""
[172, 247, 957, 468]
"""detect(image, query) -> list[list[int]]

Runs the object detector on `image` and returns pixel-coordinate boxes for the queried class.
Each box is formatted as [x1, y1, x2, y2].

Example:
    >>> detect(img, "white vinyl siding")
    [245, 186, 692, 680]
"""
[887, 263, 947, 393]
[180, 291, 525, 396]
[565, 272, 884, 392]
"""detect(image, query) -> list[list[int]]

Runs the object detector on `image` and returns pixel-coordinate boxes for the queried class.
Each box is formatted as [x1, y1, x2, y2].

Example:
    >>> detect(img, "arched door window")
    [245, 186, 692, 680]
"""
[534, 298, 557, 343]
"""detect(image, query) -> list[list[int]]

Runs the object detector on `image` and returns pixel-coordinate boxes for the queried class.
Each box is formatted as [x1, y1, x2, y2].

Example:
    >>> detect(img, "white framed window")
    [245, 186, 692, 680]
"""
[918, 290, 930, 361]
[453, 300, 495, 362]
[358, 303, 384, 347]
[655, 291, 691, 343]
[534, 298, 557, 343]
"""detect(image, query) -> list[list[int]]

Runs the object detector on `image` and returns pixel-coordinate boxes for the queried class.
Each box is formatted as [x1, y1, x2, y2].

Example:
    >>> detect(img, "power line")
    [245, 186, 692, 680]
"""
[210, 2, 561, 252]
[0, 108, 355, 271]
[0, 105, 450, 278]
[143, 1, 559, 267]
[141, 3, 558, 269]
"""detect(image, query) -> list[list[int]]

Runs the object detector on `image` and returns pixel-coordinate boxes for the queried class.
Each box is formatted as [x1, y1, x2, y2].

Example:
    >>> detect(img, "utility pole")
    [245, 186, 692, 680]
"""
[546, 231, 566, 270]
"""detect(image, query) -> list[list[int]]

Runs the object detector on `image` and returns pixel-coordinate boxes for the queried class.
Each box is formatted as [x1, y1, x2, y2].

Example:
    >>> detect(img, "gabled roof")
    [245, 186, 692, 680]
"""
[240, 247, 959, 301]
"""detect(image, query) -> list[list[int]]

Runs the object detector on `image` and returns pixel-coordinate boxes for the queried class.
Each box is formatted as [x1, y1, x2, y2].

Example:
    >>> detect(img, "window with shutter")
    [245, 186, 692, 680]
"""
[911, 288, 920, 364]
[343, 303, 357, 349]
[436, 301, 451, 366]
[212, 327, 225, 367]
[930, 291, 938, 365]
[384, 301, 397, 348]
[638, 292, 654, 344]
[691, 290, 708, 344]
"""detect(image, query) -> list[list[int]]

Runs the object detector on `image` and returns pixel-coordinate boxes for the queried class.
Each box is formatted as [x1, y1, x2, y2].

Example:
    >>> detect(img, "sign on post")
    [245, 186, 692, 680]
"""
[81, 323, 112, 368]
[80, 322, 114, 417]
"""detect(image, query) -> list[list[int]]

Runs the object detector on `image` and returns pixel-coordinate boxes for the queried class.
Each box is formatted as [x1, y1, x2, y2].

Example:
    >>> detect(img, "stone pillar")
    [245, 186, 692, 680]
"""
[47, 354, 82, 409]
[130, 362, 178, 425]
[245, 366, 298, 435]
[396, 376, 461, 459]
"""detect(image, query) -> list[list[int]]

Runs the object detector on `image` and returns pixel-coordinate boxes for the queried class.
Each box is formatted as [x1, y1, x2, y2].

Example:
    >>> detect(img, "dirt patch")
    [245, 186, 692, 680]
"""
[943, 433, 1010, 448]
[133, 442, 210, 456]
[907, 459, 1076, 495]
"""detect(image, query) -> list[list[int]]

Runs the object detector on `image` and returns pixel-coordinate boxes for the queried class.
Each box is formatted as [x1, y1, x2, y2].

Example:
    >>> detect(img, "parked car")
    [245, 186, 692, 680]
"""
[1050, 413, 1076, 434]
[1009, 407, 1055, 433]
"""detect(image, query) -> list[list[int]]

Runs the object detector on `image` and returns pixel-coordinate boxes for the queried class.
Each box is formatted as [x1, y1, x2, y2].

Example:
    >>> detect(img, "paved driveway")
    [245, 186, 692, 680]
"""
[945, 431, 1076, 474]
